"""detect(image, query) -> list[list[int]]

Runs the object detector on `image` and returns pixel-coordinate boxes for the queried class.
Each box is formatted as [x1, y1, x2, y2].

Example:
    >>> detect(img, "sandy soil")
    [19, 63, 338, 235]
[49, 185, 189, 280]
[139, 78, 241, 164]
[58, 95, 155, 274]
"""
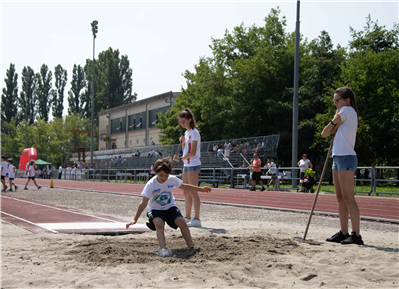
[1, 186, 398, 288]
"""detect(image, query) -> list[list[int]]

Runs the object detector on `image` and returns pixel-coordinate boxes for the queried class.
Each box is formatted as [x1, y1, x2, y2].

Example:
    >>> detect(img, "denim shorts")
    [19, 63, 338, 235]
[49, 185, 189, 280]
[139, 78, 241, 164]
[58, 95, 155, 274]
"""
[332, 155, 358, 172]
[183, 165, 201, 173]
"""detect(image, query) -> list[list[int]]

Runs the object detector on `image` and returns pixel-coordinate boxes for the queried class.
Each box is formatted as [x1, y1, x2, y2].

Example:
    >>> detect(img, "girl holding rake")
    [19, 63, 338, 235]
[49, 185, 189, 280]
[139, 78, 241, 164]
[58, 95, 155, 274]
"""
[321, 85, 363, 245]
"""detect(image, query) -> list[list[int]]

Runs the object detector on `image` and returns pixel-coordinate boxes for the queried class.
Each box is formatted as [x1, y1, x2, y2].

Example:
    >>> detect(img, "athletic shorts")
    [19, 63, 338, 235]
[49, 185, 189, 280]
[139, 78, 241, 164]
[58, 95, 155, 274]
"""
[183, 165, 201, 173]
[9, 178, 14, 181]
[332, 155, 358, 173]
[146, 206, 183, 230]
[1, 176, 5, 180]
[28, 176, 35, 180]
[252, 171, 262, 181]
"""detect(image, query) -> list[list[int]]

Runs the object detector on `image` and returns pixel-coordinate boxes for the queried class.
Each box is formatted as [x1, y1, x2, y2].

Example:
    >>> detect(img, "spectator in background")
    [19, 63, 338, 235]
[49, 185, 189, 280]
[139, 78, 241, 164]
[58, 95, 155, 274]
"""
[239, 161, 250, 189]
[71, 165, 76, 180]
[148, 149, 155, 157]
[297, 154, 313, 192]
[156, 150, 163, 158]
[58, 165, 63, 179]
[217, 144, 224, 157]
[151, 138, 155, 145]
[249, 153, 266, 191]
[266, 158, 277, 187]
[224, 140, 232, 161]
[212, 143, 218, 153]
[1, 155, 8, 192]
[255, 140, 262, 152]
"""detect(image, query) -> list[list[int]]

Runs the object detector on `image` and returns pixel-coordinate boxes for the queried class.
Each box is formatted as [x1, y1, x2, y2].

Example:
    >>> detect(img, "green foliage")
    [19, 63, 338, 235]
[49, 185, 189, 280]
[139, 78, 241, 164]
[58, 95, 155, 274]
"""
[36, 64, 53, 122]
[1, 63, 18, 127]
[68, 64, 86, 116]
[18, 66, 37, 125]
[159, 10, 398, 169]
[52, 64, 67, 118]
[84, 47, 137, 119]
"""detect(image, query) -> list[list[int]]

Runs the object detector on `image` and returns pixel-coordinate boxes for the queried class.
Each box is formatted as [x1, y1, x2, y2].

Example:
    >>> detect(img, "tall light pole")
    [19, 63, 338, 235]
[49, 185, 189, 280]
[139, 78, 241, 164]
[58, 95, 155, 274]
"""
[24, 71, 29, 148]
[90, 20, 98, 168]
[292, 0, 300, 188]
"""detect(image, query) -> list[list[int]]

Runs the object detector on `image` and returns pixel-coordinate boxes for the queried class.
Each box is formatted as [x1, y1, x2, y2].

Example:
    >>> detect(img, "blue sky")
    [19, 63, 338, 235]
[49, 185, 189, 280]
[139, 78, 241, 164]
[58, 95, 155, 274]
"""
[1, 1, 398, 116]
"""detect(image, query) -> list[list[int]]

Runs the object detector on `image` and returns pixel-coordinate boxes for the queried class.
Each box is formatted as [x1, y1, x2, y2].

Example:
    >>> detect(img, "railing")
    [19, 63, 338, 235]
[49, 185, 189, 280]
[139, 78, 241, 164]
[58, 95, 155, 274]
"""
[46, 166, 399, 196]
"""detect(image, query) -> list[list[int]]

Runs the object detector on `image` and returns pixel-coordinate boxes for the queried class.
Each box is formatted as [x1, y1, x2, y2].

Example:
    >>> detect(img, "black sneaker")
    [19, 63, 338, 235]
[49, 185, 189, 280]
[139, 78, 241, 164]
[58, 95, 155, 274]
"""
[326, 231, 350, 243]
[250, 187, 256, 191]
[260, 187, 265, 191]
[341, 232, 364, 245]
[24, 187, 28, 190]
[38, 186, 42, 189]
[146, 220, 156, 231]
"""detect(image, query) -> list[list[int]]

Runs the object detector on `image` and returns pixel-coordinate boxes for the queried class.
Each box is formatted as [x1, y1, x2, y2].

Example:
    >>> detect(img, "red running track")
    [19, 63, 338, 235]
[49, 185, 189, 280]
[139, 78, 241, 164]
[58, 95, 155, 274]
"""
[10, 178, 399, 223]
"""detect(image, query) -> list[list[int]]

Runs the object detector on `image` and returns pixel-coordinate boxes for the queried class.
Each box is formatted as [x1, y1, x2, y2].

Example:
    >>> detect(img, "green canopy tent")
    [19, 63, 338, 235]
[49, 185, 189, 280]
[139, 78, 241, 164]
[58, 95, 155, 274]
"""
[34, 159, 52, 166]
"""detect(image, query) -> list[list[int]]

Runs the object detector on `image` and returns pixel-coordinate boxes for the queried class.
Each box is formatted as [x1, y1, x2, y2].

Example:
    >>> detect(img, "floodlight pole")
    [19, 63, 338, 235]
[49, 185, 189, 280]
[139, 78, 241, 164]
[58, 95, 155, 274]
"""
[90, 20, 98, 168]
[24, 71, 29, 148]
[292, 0, 300, 189]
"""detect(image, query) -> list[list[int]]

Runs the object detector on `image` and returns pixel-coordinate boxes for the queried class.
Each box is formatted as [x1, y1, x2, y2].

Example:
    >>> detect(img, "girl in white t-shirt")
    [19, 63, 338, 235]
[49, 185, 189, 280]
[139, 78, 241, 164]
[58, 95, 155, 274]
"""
[173, 108, 202, 227]
[7, 158, 18, 191]
[321, 85, 363, 245]
[24, 160, 41, 190]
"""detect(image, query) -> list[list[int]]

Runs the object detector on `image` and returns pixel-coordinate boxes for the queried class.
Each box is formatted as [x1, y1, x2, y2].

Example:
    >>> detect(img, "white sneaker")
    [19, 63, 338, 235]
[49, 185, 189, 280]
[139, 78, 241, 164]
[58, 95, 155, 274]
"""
[158, 248, 172, 257]
[184, 217, 191, 223]
[187, 218, 201, 227]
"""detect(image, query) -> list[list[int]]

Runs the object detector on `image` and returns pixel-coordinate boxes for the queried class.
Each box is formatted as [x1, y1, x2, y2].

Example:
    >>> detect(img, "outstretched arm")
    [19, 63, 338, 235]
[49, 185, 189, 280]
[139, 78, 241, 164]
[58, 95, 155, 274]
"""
[126, 197, 149, 229]
[179, 183, 211, 193]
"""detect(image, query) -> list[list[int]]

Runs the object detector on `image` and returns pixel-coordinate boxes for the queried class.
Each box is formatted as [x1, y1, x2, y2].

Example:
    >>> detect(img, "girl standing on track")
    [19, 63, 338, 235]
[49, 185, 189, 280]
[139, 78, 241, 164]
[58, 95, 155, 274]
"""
[24, 160, 41, 190]
[321, 85, 363, 245]
[173, 108, 202, 227]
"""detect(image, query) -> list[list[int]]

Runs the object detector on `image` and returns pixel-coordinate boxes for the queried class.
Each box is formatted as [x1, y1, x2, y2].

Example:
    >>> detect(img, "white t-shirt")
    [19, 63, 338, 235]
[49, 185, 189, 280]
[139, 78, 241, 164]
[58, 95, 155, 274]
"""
[71, 168, 76, 175]
[183, 128, 201, 167]
[28, 165, 35, 177]
[59, 166, 62, 173]
[268, 162, 277, 174]
[298, 159, 311, 173]
[8, 164, 15, 178]
[332, 106, 357, 157]
[141, 175, 183, 211]
[1, 161, 8, 176]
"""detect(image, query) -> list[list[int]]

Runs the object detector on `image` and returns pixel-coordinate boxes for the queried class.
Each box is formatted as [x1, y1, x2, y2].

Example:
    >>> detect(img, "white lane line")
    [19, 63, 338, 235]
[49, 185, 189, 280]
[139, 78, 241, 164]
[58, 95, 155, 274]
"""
[1, 211, 59, 233]
[36, 222, 147, 230]
[1, 195, 121, 223]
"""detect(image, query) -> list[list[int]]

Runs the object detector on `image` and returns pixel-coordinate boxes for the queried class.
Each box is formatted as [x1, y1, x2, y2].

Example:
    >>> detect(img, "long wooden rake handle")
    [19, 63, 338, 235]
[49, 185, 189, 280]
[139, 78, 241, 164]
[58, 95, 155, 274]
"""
[302, 135, 335, 242]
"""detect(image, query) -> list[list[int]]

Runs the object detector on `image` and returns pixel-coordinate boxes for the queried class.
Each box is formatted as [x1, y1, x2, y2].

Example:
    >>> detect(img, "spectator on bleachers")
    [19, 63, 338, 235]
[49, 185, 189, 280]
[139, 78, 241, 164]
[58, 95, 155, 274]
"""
[255, 140, 262, 152]
[249, 139, 256, 152]
[224, 140, 232, 161]
[244, 139, 251, 150]
[231, 146, 238, 154]
[239, 140, 244, 152]
[212, 143, 218, 152]
[232, 141, 238, 148]
[148, 149, 155, 157]
[156, 150, 163, 158]
[217, 144, 224, 156]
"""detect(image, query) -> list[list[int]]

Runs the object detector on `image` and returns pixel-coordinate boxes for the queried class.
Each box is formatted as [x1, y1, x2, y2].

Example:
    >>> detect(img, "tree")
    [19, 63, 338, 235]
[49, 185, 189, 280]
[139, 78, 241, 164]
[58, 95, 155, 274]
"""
[1, 63, 19, 129]
[36, 64, 53, 122]
[52, 64, 68, 119]
[68, 64, 86, 115]
[349, 15, 399, 53]
[18, 66, 37, 125]
[84, 47, 137, 118]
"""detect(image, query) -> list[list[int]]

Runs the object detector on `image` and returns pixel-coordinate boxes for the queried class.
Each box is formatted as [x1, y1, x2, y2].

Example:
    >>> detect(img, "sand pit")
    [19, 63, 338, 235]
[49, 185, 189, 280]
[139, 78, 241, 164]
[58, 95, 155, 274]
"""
[1, 186, 398, 288]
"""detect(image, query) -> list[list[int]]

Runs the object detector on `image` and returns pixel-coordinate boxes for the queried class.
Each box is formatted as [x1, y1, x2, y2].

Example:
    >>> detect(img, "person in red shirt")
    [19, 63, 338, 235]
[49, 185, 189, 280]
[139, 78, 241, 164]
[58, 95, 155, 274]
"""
[249, 153, 266, 191]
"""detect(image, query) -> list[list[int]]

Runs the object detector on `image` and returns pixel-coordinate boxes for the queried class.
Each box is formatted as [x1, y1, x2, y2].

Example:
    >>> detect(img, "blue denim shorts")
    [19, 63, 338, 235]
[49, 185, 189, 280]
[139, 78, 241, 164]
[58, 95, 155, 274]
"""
[183, 165, 201, 173]
[332, 155, 358, 172]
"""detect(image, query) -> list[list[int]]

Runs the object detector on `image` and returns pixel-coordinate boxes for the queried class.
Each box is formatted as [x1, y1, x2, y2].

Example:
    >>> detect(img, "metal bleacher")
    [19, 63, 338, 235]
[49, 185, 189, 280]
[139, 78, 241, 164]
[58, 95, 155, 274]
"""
[94, 135, 279, 171]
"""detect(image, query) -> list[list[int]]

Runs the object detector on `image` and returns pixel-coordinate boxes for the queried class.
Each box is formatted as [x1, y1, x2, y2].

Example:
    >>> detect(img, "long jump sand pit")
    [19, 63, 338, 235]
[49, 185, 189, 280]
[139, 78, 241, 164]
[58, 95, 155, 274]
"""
[1, 187, 398, 288]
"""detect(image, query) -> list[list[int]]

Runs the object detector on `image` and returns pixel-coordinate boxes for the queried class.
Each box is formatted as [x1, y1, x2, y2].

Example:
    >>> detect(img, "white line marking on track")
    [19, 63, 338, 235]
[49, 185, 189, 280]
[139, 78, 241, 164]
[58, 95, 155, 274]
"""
[1, 195, 121, 223]
[36, 222, 147, 230]
[1, 211, 59, 233]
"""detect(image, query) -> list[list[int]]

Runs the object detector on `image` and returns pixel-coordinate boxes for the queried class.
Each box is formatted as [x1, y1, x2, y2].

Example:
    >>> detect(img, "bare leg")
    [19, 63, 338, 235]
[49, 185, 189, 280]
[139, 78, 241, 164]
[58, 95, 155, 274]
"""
[337, 170, 360, 235]
[175, 217, 193, 247]
[182, 172, 192, 219]
[187, 170, 200, 220]
[153, 218, 166, 249]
